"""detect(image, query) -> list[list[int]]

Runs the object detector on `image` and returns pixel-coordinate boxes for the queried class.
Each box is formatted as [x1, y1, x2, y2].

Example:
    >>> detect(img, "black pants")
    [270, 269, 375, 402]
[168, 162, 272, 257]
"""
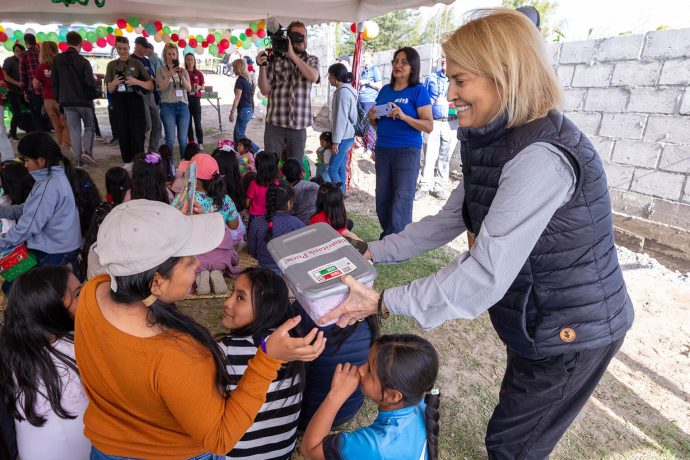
[113, 92, 146, 163]
[485, 337, 625, 459]
[108, 103, 119, 140]
[92, 106, 101, 137]
[27, 92, 45, 132]
[6, 92, 23, 137]
[187, 95, 203, 144]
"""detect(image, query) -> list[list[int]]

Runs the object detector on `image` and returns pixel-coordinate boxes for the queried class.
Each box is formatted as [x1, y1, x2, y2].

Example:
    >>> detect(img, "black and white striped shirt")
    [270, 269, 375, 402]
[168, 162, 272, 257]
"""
[218, 334, 302, 460]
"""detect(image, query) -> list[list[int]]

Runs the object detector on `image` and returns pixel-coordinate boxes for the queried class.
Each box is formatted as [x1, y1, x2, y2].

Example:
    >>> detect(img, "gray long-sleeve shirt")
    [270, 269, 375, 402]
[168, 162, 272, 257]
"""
[331, 83, 357, 144]
[368, 142, 577, 330]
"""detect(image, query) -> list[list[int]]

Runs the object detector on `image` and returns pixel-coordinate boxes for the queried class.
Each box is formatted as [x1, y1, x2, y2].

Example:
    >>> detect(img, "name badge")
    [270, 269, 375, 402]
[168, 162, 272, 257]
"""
[176, 89, 184, 98]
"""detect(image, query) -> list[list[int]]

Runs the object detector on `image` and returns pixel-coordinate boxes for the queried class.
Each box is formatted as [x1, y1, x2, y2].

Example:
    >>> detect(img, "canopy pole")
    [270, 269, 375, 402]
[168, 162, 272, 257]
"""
[346, 23, 364, 191]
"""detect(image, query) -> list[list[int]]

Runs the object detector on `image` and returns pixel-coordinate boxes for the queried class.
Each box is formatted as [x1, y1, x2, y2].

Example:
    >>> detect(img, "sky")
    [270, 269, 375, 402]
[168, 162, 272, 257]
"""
[422, 0, 690, 41]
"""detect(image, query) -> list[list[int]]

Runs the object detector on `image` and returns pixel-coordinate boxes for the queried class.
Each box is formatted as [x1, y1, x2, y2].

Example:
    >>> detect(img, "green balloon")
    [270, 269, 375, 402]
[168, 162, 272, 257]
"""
[194, 34, 202, 43]
[107, 26, 114, 34]
[50, 32, 61, 42]
[214, 31, 222, 42]
[13, 30, 23, 40]
[239, 32, 246, 41]
[162, 25, 171, 35]
[86, 32, 97, 42]
[78, 28, 87, 38]
[36, 32, 47, 42]
[3, 40, 13, 52]
[209, 43, 218, 55]
[128, 16, 140, 27]
[249, 22, 258, 33]
[230, 36, 238, 45]
[242, 39, 251, 49]
[96, 26, 107, 37]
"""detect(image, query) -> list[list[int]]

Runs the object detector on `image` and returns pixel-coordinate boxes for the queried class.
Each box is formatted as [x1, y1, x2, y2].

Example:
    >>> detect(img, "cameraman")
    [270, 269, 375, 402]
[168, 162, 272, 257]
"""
[256, 21, 320, 162]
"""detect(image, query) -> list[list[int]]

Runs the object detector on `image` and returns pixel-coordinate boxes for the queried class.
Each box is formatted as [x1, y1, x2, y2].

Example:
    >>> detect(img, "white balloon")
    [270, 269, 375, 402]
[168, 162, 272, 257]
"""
[222, 30, 231, 40]
[178, 27, 189, 40]
[135, 25, 143, 34]
[162, 33, 171, 43]
[196, 45, 203, 55]
[25, 28, 36, 35]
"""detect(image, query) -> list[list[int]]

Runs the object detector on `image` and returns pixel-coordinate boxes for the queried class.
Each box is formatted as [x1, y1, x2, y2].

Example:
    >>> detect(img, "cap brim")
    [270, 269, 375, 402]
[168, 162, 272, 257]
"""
[175, 212, 226, 258]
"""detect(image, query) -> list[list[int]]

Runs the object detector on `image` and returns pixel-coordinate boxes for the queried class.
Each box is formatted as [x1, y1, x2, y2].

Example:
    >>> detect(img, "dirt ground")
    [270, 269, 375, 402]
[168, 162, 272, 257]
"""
[6, 71, 688, 459]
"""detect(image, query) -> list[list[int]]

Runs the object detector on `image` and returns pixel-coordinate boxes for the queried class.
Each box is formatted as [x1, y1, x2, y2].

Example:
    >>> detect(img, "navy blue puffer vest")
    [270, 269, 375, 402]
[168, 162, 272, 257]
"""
[459, 110, 633, 359]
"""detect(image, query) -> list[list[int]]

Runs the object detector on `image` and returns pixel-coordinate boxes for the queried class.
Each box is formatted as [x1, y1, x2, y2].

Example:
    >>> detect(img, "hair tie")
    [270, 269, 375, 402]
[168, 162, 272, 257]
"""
[80, 180, 94, 191]
[145, 152, 162, 165]
[428, 388, 440, 396]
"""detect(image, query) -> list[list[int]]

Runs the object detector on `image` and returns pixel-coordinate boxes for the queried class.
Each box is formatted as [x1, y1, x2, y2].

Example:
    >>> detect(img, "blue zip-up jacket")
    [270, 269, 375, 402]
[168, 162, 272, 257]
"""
[0, 167, 81, 253]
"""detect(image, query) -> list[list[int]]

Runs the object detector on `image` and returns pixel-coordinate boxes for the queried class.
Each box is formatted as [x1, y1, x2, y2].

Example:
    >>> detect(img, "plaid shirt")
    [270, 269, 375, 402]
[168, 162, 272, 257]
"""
[266, 52, 319, 130]
[19, 45, 40, 94]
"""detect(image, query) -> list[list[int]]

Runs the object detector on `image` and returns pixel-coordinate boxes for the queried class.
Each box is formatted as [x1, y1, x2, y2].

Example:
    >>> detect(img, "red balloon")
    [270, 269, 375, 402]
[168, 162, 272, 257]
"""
[154, 21, 163, 32]
[188, 38, 197, 48]
[245, 28, 253, 37]
[257, 29, 266, 38]
[142, 30, 149, 38]
[219, 38, 229, 48]
[177, 39, 186, 48]
[350, 23, 357, 33]
[171, 33, 179, 42]
[202, 41, 208, 48]
[106, 34, 116, 46]
[96, 37, 107, 48]
[206, 34, 215, 44]
[0, 32, 7, 43]
[117, 19, 127, 29]
[58, 41, 69, 52]
[82, 41, 93, 52]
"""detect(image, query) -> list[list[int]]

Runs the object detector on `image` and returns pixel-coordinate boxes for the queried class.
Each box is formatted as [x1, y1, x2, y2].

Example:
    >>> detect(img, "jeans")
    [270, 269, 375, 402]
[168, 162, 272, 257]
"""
[90, 446, 224, 460]
[328, 137, 354, 193]
[233, 106, 253, 146]
[315, 163, 331, 182]
[187, 95, 203, 145]
[0, 106, 14, 161]
[143, 93, 162, 152]
[27, 92, 45, 132]
[485, 337, 625, 459]
[161, 102, 191, 160]
[420, 118, 459, 192]
[64, 106, 95, 163]
[374, 145, 421, 238]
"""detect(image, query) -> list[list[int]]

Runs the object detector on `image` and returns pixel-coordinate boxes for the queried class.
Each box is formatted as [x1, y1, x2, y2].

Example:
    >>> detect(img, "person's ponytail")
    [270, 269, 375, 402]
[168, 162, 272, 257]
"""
[424, 390, 441, 460]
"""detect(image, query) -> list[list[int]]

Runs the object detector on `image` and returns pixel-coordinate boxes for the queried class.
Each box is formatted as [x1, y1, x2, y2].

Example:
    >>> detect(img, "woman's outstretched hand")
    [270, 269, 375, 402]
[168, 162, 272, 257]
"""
[265, 316, 326, 362]
[317, 275, 379, 328]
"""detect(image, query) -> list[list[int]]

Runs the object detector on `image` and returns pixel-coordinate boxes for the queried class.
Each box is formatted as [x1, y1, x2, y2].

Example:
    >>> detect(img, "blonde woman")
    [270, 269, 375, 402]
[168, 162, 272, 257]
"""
[322, 9, 633, 458]
[156, 44, 191, 158]
[228, 58, 255, 145]
[33, 41, 70, 151]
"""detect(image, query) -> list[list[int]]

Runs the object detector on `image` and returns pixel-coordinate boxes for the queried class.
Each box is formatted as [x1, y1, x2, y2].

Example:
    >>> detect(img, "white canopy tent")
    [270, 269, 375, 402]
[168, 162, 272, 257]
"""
[0, 0, 454, 28]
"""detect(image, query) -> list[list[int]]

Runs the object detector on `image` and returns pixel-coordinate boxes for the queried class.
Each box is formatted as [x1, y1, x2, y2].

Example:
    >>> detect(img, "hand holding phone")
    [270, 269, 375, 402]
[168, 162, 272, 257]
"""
[373, 103, 392, 118]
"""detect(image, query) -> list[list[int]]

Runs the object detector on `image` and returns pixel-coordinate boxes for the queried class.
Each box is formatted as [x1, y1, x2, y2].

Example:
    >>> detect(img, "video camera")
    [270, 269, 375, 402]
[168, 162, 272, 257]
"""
[268, 24, 305, 56]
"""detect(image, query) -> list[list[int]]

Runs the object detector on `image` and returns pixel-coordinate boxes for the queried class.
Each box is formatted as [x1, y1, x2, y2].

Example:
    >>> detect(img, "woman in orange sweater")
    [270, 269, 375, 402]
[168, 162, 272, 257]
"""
[75, 200, 326, 460]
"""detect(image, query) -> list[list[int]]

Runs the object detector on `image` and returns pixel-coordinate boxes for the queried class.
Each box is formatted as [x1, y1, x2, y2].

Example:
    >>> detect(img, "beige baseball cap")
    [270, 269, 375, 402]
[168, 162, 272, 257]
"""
[97, 199, 225, 290]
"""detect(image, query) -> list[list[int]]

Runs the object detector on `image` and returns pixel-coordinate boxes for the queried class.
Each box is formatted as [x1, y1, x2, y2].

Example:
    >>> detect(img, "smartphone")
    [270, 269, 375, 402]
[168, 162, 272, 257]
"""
[186, 162, 197, 215]
[373, 103, 392, 117]
[172, 58, 180, 70]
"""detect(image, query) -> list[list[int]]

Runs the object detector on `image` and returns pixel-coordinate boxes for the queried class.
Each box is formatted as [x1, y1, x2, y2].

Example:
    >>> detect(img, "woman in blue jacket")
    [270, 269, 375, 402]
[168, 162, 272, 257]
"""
[0, 132, 82, 271]
[368, 47, 432, 238]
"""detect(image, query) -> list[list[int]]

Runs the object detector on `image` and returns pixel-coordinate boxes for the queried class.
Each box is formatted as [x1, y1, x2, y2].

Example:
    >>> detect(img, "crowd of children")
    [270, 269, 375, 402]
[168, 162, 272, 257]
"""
[0, 130, 442, 460]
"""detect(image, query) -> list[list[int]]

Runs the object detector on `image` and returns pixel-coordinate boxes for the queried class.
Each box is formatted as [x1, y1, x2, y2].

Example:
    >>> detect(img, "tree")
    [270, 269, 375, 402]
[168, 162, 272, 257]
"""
[502, 0, 564, 42]
[336, 9, 422, 57]
[419, 5, 457, 45]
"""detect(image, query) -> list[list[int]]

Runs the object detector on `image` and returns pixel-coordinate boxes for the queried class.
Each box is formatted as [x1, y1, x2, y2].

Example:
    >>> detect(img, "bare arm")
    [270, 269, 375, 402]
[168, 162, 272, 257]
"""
[229, 88, 242, 121]
[257, 65, 270, 97]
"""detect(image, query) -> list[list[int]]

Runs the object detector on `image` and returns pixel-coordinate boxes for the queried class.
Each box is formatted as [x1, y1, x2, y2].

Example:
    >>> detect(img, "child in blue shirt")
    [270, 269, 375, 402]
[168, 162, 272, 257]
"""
[301, 334, 440, 460]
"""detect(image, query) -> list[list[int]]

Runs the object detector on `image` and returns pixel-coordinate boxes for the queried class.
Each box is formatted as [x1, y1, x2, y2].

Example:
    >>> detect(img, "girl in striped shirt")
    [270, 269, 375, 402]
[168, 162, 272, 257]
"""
[217, 268, 305, 460]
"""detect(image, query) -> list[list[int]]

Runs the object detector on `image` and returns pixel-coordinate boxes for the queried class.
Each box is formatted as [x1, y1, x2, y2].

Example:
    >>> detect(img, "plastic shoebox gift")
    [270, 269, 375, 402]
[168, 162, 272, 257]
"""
[268, 223, 377, 325]
[0, 245, 37, 282]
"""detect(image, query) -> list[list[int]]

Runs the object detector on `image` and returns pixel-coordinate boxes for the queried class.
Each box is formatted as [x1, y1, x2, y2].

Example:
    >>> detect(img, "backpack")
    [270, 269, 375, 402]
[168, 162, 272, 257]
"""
[343, 87, 368, 137]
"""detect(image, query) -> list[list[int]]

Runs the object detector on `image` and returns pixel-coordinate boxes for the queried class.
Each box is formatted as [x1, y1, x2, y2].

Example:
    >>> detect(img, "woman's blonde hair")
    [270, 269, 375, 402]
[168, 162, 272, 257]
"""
[39, 41, 58, 66]
[163, 43, 178, 62]
[442, 8, 562, 127]
[232, 59, 250, 80]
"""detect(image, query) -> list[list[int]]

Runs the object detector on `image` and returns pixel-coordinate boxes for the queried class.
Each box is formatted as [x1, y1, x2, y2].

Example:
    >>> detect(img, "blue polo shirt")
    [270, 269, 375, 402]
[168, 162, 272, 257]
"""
[359, 65, 381, 104]
[424, 70, 451, 119]
[323, 401, 429, 460]
[375, 83, 431, 149]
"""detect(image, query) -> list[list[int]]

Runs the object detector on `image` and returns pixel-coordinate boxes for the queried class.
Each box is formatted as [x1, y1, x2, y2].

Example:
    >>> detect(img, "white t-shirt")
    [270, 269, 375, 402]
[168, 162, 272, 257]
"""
[15, 337, 90, 460]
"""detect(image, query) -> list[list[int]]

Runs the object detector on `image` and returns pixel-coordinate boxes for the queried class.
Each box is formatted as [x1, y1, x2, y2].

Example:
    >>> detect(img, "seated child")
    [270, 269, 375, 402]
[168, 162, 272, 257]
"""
[105, 166, 131, 205]
[172, 153, 242, 293]
[246, 151, 278, 227]
[79, 201, 115, 281]
[282, 158, 319, 225]
[213, 147, 245, 215]
[234, 138, 256, 175]
[301, 334, 440, 460]
[126, 152, 175, 204]
[316, 132, 333, 183]
[218, 268, 306, 460]
[248, 180, 304, 272]
[310, 182, 357, 239]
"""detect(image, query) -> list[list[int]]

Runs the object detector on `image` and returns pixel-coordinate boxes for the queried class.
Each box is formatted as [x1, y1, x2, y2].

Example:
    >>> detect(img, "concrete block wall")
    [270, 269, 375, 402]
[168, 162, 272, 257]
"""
[548, 28, 690, 234]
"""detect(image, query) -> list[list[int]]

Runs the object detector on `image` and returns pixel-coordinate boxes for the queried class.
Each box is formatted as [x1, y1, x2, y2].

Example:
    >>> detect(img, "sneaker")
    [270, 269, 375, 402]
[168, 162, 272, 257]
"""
[9, 135, 19, 142]
[123, 162, 133, 172]
[196, 271, 211, 295]
[432, 189, 449, 200]
[414, 189, 429, 201]
[198, 143, 205, 151]
[209, 270, 228, 295]
[81, 153, 98, 166]
[108, 138, 119, 146]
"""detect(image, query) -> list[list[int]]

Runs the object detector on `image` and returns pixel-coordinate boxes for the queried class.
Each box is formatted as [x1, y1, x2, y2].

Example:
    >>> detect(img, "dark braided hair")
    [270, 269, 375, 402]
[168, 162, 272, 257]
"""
[264, 180, 294, 242]
[313, 182, 347, 231]
[255, 151, 278, 186]
[373, 334, 440, 460]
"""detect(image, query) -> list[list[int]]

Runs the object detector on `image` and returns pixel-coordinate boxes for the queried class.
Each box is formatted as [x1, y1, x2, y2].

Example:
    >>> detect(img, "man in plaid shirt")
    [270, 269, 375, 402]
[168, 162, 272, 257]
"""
[257, 21, 320, 162]
[19, 34, 44, 132]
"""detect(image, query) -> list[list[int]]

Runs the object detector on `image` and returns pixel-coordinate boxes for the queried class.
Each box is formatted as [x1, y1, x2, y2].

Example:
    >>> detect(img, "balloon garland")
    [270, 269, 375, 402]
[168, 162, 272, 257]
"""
[0, 17, 273, 56]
